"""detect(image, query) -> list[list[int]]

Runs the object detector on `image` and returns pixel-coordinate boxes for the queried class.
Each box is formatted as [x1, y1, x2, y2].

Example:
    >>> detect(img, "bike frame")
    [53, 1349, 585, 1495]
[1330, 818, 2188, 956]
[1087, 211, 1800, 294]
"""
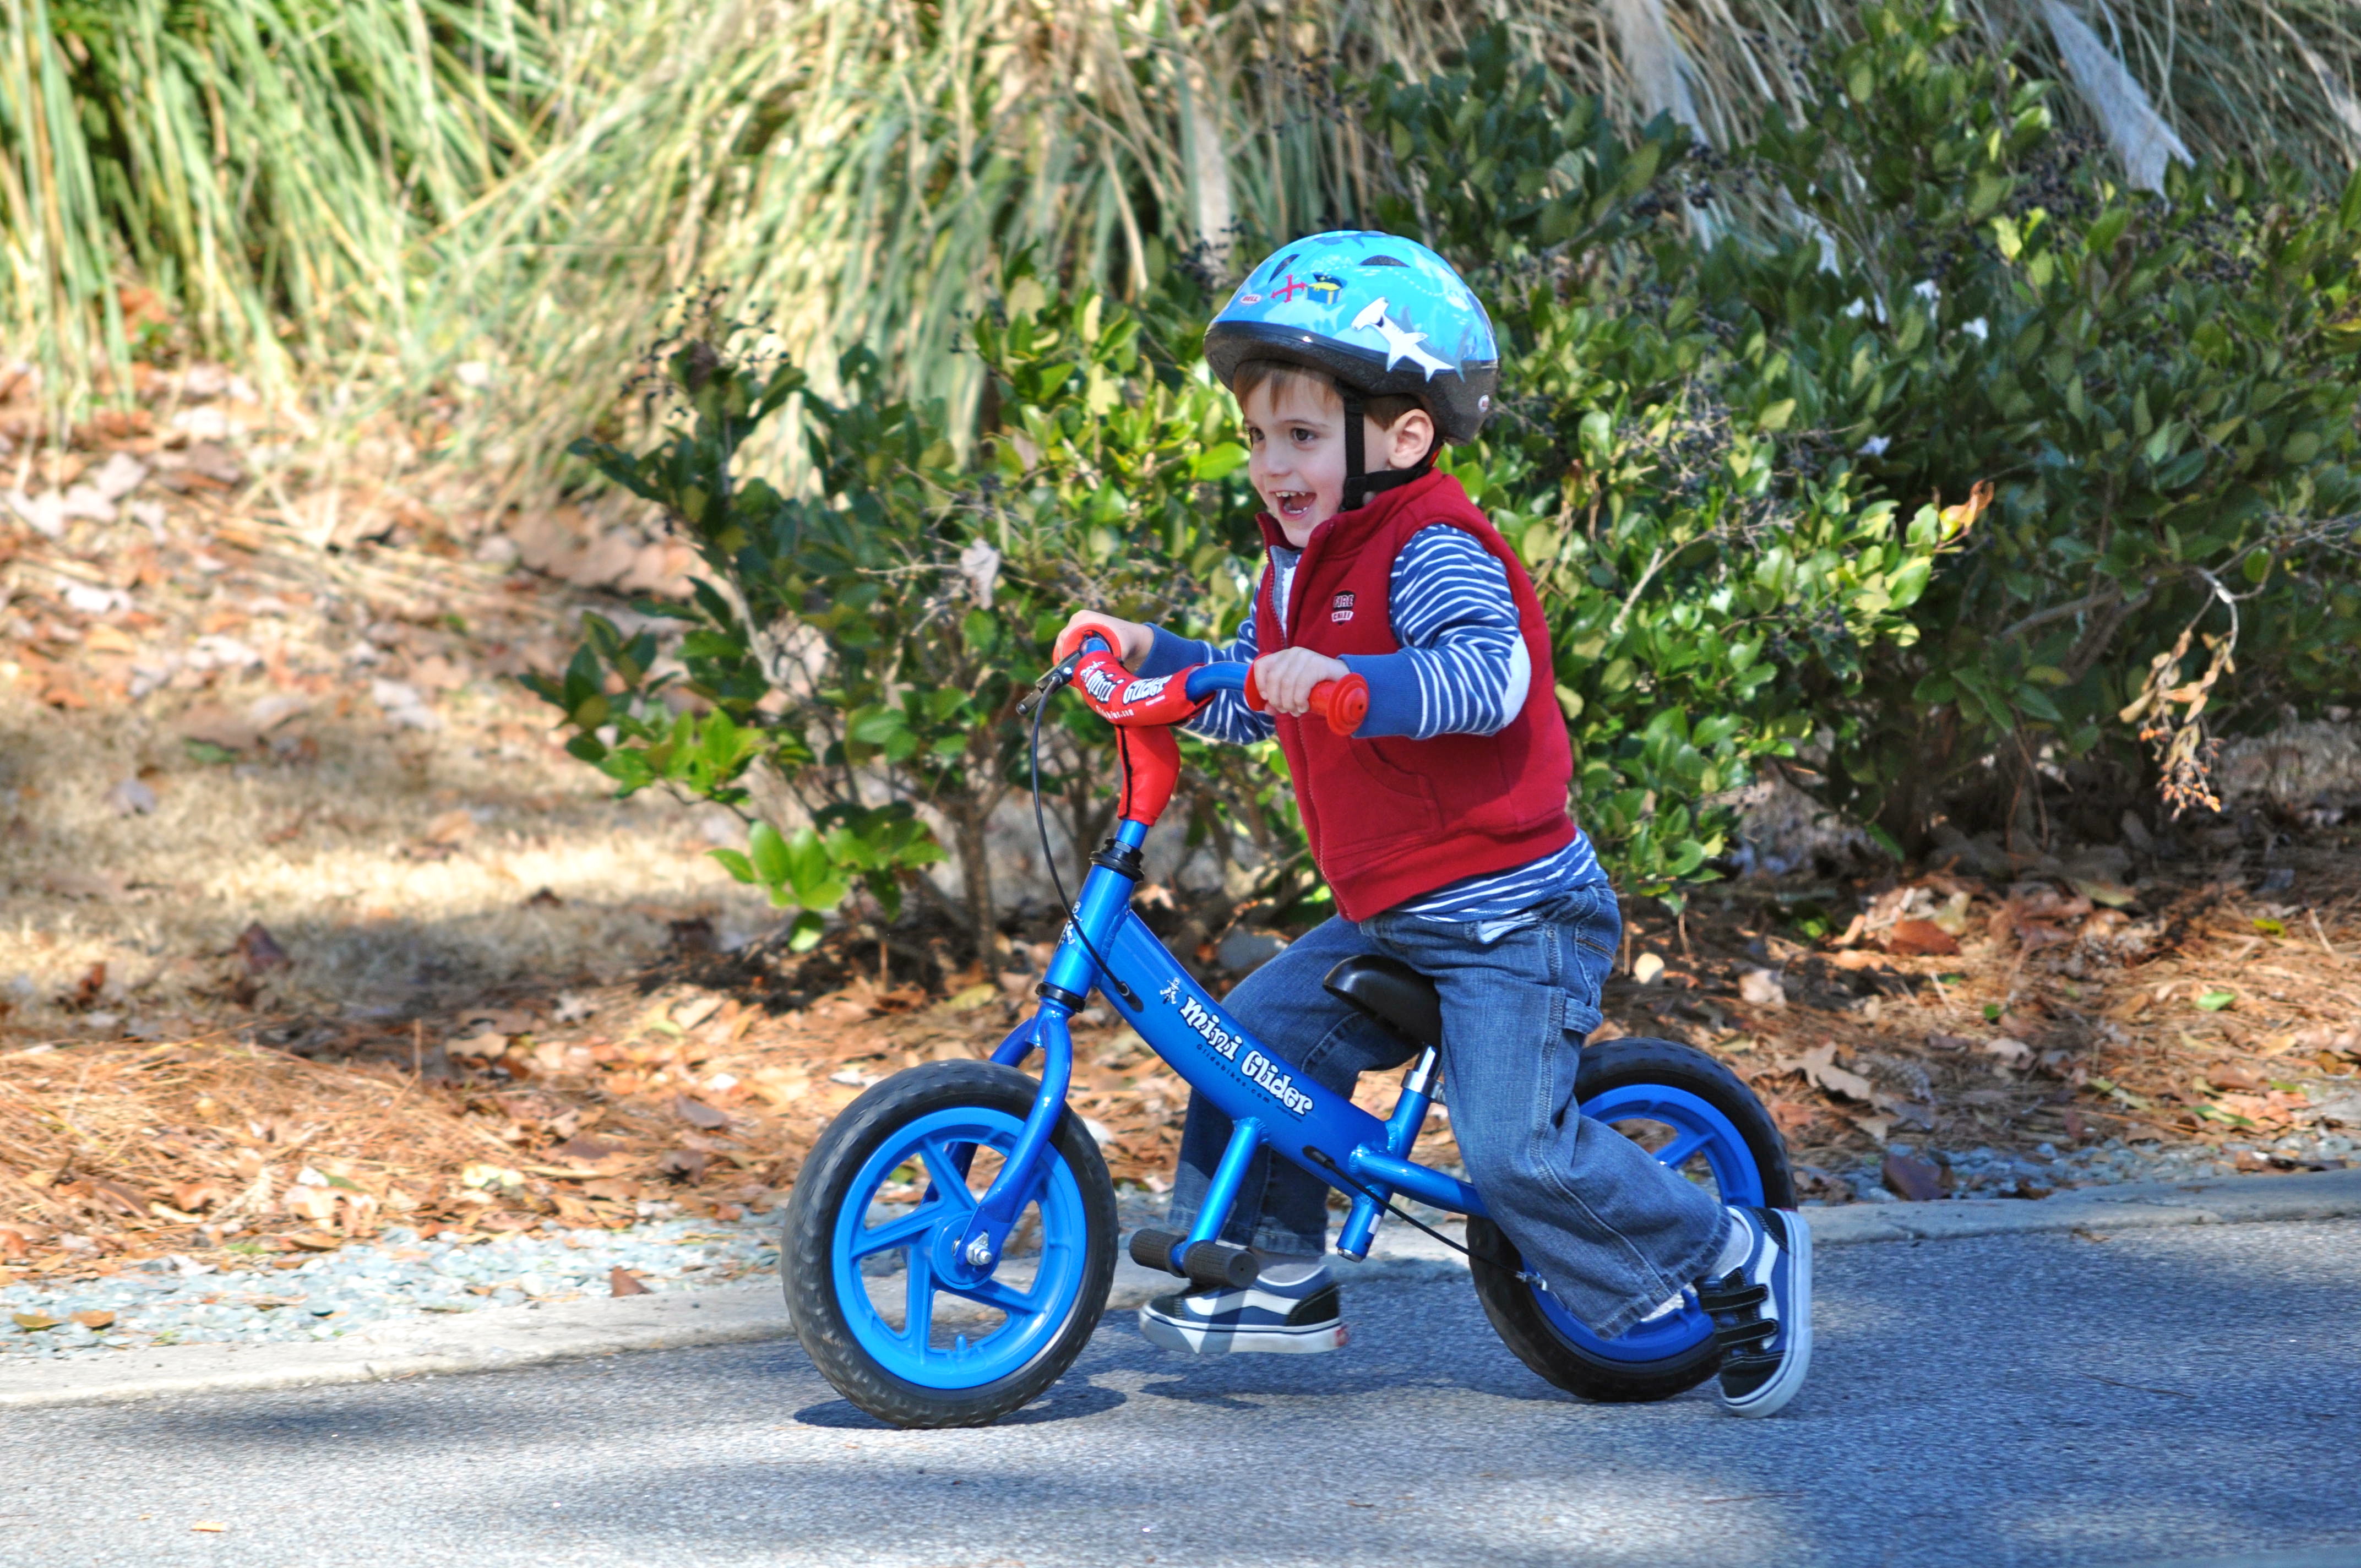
[948, 654, 1484, 1282]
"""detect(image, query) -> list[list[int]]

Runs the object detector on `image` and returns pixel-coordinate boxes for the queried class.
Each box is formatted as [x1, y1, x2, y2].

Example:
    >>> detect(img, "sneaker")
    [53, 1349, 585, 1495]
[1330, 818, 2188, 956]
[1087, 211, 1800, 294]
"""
[1136, 1266, 1347, 1355]
[1698, 1207, 1812, 1417]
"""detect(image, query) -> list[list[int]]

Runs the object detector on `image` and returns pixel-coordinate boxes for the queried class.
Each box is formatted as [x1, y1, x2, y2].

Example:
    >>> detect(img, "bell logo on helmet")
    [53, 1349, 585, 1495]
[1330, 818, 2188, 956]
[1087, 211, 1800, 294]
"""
[1349, 298, 1454, 380]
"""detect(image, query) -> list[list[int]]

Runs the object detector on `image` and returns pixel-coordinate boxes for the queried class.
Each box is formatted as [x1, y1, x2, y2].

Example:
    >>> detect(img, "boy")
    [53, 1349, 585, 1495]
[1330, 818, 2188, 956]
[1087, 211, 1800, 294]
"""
[1062, 232, 1809, 1417]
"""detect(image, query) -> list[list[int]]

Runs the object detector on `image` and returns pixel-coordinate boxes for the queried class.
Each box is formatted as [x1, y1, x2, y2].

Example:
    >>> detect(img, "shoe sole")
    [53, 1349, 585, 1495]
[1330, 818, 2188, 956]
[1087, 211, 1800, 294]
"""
[1136, 1308, 1348, 1356]
[1723, 1211, 1812, 1418]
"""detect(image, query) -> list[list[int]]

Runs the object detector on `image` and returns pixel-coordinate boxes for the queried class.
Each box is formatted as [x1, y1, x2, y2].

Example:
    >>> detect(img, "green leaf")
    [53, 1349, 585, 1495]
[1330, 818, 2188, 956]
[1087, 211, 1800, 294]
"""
[749, 821, 792, 886]
[848, 707, 907, 745]
[1190, 442, 1248, 481]
[2195, 989, 2235, 1012]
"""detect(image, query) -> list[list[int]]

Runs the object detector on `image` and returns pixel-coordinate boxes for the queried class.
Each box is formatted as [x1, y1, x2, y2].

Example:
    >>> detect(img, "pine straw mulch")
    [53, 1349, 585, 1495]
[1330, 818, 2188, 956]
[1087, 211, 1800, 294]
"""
[0, 955, 1461, 1289]
[1603, 827, 2361, 1200]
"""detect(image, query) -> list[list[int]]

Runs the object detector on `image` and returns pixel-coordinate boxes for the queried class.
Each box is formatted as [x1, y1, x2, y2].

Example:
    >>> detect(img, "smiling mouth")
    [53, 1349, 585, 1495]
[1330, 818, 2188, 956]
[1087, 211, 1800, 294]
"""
[1273, 490, 1314, 519]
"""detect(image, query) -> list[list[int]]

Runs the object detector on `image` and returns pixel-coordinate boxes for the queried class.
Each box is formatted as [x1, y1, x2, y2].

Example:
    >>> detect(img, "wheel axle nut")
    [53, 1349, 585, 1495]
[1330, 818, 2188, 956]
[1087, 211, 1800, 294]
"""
[964, 1236, 994, 1268]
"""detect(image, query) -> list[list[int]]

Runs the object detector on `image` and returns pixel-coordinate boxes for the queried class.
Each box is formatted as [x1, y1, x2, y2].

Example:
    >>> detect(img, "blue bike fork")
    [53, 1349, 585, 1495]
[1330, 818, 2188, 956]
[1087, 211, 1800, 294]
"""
[954, 819, 1149, 1273]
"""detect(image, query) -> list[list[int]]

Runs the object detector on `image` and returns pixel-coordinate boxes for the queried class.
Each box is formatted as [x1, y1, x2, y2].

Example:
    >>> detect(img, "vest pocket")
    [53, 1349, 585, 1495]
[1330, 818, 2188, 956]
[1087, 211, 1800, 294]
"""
[1345, 737, 1446, 820]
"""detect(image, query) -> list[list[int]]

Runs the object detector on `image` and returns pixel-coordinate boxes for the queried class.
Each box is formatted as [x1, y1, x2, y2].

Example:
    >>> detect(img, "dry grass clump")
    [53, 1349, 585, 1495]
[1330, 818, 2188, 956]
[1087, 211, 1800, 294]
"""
[14, 1, 2353, 484]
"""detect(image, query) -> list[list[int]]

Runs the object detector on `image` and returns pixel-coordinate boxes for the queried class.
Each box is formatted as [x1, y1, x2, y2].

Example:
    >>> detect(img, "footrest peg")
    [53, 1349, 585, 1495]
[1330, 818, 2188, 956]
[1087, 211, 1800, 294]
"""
[1181, 1240, 1260, 1291]
[1127, 1228, 1189, 1278]
[1126, 1230, 1263, 1290]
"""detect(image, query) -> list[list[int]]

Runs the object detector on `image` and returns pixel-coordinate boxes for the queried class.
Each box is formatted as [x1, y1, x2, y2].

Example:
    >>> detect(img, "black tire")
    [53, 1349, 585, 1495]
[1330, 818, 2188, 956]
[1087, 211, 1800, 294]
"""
[1467, 1035, 1795, 1403]
[781, 1060, 1118, 1429]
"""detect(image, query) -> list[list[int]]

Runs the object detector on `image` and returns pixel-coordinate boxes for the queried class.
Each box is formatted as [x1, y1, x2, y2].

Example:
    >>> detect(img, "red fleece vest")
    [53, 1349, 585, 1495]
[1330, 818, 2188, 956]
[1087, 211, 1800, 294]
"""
[1255, 470, 1576, 921]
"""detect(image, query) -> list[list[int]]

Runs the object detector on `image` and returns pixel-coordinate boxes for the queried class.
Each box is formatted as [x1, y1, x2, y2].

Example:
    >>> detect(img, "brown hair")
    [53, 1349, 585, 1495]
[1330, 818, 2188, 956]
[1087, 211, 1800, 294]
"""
[1231, 358, 1426, 433]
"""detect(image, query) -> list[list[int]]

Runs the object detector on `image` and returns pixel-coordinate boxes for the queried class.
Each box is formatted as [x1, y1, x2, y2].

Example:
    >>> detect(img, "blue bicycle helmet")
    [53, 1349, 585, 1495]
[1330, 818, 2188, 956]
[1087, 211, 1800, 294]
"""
[1204, 231, 1499, 508]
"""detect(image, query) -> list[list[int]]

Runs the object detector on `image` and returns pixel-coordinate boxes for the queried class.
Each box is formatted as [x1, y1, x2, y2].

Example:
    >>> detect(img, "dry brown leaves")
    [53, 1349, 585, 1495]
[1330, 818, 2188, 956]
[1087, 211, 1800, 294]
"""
[0, 945, 1488, 1283]
[1602, 837, 2361, 1189]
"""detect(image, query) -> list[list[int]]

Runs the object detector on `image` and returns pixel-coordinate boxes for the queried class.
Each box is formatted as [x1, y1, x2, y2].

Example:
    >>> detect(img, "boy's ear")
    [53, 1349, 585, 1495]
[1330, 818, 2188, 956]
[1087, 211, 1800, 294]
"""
[1384, 407, 1437, 468]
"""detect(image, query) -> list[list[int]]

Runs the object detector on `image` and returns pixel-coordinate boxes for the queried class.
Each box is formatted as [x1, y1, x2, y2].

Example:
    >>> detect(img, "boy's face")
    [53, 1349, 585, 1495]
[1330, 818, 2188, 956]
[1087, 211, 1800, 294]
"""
[1239, 378, 1430, 548]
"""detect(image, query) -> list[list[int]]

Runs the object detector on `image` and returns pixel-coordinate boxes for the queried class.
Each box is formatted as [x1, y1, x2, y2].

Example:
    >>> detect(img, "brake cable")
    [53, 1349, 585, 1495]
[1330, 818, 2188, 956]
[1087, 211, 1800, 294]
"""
[1301, 1146, 1550, 1288]
[1022, 652, 1138, 1010]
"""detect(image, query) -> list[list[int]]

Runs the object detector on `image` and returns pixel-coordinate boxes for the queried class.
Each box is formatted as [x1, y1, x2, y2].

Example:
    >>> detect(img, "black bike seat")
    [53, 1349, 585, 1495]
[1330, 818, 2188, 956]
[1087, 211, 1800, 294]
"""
[1323, 956, 1443, 1048]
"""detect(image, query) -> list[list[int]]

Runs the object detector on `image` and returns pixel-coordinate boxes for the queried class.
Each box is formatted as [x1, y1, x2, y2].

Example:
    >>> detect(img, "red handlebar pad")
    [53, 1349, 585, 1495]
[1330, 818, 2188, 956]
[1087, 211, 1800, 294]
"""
[1242, 662, 1368, 737]
[1069, 650, 1205, 728]
[1064, 648, 1188, 823]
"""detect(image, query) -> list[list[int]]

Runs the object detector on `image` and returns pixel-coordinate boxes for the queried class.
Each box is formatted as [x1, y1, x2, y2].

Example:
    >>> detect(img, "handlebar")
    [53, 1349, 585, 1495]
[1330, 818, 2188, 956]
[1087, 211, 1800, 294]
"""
[1051, 632, 1366, 737]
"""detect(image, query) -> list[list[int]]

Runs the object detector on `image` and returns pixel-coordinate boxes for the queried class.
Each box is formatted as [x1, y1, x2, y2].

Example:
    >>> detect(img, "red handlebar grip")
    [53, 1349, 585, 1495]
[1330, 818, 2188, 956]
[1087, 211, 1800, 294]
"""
[1053, 614, 1133, 666]
[1244, 665, 1366, 736]
[1307, 674, 1368, 737]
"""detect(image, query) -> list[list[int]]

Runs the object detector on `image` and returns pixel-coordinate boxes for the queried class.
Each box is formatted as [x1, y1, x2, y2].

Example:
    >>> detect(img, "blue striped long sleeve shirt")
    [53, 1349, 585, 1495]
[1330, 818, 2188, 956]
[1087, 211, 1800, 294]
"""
[1137, 525, 1603, 923]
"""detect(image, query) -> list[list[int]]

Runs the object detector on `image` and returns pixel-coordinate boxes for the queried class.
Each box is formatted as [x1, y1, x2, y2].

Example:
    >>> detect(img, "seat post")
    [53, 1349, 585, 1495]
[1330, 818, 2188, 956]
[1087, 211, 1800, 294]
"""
[1381, 1047, 1440, 1161]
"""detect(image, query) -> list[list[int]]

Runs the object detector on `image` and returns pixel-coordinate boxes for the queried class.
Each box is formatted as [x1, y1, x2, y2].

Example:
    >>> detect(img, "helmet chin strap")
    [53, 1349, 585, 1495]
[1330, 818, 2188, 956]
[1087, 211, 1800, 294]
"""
[1340, 390, 1434, 513]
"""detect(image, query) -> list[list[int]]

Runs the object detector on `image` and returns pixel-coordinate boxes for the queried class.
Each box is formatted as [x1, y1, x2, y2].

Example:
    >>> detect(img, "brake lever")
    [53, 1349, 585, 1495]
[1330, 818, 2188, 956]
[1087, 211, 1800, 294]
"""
[1016, 649, 1087, 718]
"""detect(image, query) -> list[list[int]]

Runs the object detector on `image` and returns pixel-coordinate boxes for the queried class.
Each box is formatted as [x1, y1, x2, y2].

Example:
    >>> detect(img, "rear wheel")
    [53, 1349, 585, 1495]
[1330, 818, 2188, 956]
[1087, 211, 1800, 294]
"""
[1468, 1036, 1794, 1403]
[781, 1060, 1117, 1428]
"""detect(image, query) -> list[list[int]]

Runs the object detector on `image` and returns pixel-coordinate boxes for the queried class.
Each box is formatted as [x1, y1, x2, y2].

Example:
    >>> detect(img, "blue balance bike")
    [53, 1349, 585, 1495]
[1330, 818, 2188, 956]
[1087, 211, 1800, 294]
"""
[781, 637, 1795, 1428]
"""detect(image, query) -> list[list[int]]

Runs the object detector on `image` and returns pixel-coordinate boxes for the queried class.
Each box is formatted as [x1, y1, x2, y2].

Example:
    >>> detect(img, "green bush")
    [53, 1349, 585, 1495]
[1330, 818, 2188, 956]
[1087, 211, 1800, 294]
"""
[1747, 6, 2361, 839]
[1351, 23, 1977, 896]
[532, 282, 1261, 951]
[537, 2, 2361, 952]
[1361, 7, 2361, 862]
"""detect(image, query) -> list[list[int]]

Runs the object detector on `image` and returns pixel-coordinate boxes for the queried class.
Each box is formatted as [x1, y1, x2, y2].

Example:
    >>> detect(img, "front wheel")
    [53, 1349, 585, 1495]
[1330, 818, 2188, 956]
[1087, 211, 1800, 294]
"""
[1468, 1035, 1795, 1403]
[781, 1060, 1117, 1428]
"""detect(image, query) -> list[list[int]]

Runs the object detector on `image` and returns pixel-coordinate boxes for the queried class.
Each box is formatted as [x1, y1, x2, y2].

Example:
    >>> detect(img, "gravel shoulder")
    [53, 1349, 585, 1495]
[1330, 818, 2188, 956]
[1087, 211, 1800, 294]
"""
[5, 1166, 2357, 1411]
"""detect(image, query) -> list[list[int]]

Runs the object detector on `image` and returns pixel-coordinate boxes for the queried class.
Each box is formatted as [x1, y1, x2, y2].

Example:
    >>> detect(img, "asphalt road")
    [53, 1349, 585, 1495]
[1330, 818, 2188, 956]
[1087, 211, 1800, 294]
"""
[8, 1218, 2360, 1568]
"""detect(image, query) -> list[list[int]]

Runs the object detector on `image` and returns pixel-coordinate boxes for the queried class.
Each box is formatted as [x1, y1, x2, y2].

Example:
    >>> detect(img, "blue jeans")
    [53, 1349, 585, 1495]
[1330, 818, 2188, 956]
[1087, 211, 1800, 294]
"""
[1167, 887, 1732, 1339]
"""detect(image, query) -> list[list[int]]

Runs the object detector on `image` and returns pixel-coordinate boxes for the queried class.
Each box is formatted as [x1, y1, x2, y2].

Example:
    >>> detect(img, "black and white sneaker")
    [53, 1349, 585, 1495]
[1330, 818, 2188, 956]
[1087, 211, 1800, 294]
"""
[1698, 1207, 1812, 1417]
[1137, 1266, 1347, 1355]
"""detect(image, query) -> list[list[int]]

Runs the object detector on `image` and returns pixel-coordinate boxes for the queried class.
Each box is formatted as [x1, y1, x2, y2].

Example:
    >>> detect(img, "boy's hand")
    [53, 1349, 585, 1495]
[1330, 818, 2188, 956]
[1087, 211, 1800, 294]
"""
[1251, 648, 1352, 716]
[1056, 610, 1152, 668]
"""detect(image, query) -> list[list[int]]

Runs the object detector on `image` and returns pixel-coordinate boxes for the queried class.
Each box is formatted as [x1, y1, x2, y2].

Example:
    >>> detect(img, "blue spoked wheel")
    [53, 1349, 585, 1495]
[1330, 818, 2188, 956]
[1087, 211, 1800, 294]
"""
[1466, 1036, 1796, 1402]
[782, 1061, 1116, 1428]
